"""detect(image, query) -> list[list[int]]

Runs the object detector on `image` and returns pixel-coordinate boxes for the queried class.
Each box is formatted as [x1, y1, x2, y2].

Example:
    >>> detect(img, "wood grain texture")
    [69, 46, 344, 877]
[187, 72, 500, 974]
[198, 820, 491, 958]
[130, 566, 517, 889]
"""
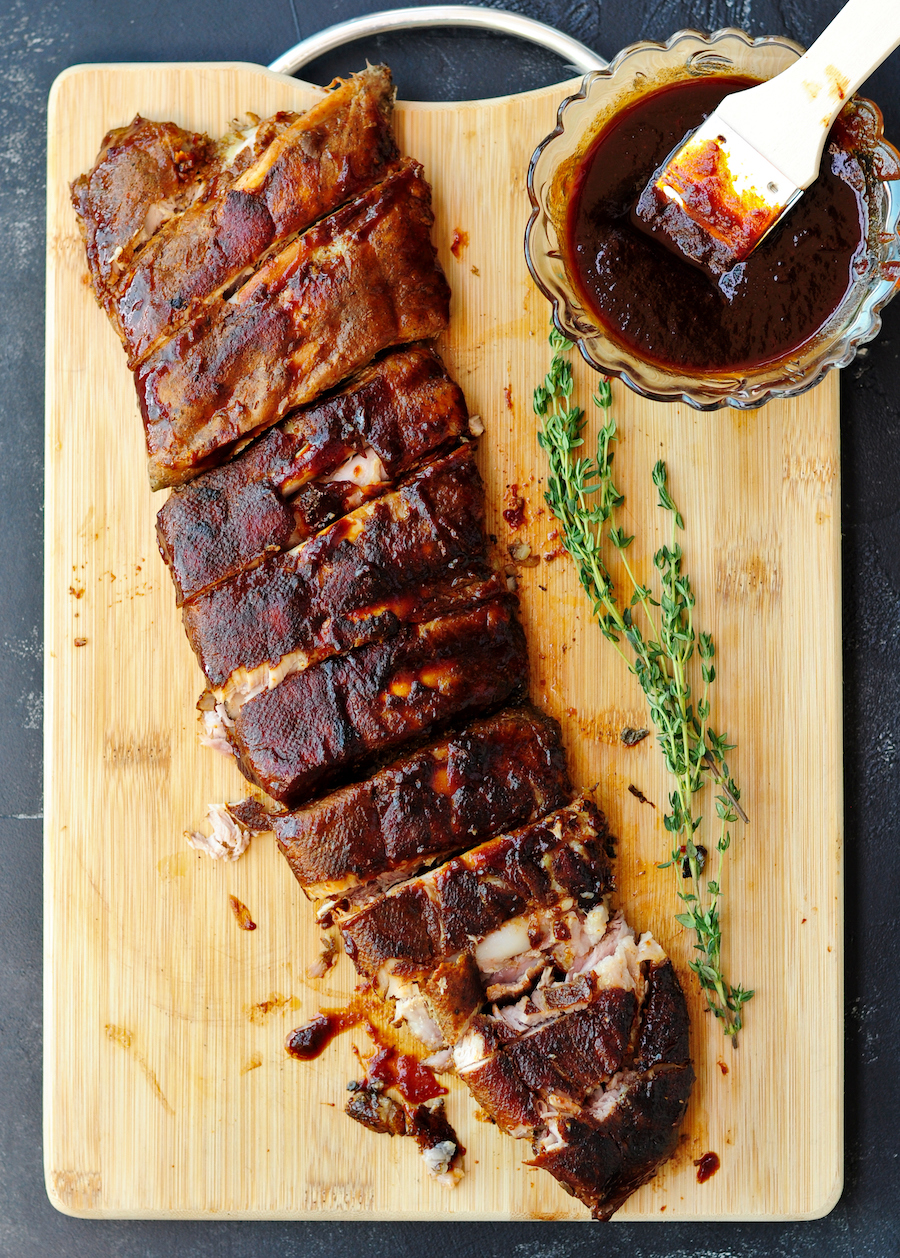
[44, 63, 843, 1221]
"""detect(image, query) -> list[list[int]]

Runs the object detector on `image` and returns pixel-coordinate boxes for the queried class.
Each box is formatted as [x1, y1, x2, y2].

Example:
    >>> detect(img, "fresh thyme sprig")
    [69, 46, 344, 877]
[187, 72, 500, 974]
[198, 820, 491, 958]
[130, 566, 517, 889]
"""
[535, 327, 753, 1039]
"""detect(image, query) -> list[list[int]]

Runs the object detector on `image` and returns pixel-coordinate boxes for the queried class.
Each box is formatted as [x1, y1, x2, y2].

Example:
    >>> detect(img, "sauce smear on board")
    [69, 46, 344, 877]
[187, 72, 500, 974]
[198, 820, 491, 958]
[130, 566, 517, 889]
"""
[694, 1151, 721, 1183]
[284, 1010, 364, 1060]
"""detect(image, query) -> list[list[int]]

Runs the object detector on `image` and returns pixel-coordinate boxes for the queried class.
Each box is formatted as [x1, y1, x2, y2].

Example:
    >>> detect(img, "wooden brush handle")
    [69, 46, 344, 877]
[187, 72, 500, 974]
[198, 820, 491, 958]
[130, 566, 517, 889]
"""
[719, 0, 900, 189]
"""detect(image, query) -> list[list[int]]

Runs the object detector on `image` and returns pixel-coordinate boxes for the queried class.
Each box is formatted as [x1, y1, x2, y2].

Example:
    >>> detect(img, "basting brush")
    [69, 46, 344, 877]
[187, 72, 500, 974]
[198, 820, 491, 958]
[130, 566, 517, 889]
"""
[634, 0, 900, 280]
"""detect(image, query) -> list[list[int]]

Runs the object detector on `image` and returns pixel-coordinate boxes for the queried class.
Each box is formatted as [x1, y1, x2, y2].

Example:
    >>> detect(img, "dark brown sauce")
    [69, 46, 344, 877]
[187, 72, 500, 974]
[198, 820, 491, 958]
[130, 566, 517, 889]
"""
[365, 1045, 446, 1105]
[503, 484, 527, 530]
[649, 133, 781, 267]
[567, 77, 868, 373]
[284, 1011, 365, 1060]
[450, 228, 469, 258]
[285, 987, 385, 1061]
[286, 1006, 446, 1107]
[694, 1150, 721, 1182]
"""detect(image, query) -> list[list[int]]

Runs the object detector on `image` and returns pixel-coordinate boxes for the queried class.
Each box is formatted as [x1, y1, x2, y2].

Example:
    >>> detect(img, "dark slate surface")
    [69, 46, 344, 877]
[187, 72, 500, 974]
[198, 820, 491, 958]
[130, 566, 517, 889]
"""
[1, 1, 898, 1254]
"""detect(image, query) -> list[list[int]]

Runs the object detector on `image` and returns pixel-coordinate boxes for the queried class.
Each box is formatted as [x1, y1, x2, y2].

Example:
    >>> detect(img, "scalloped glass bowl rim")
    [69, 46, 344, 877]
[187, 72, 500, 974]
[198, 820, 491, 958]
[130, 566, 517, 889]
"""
[525, 27, 900, 411]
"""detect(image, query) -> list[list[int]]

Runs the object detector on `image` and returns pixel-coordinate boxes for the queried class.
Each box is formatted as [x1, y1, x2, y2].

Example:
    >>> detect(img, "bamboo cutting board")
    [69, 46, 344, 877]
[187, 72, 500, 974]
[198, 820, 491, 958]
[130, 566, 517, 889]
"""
[44, 63, 843, 1221]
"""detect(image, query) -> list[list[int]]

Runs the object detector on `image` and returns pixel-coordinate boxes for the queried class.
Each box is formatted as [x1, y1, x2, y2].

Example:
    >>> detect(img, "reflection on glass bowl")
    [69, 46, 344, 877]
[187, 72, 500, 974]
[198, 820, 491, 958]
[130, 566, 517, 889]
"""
[525, 28, 900, 410]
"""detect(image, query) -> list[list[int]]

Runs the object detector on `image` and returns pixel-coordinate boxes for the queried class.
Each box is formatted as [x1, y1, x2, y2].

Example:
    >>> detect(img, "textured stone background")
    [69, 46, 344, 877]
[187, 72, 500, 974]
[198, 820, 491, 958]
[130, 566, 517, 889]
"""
[1, 1, 897, 1253]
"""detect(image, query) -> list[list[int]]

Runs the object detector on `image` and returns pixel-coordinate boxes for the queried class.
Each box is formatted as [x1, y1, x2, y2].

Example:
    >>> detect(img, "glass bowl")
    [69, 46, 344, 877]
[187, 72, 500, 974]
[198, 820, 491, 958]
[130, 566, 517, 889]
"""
[525, 27, 900, 410]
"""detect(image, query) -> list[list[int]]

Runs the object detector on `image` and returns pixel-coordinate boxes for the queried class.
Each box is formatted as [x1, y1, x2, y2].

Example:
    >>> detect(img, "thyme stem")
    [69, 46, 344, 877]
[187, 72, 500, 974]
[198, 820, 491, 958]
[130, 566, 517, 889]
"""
[534, 327, 753, 1039]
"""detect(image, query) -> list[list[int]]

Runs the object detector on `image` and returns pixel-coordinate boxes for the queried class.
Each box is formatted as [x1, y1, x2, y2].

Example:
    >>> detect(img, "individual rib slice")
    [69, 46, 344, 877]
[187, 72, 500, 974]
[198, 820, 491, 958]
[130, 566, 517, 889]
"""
[113, 67, 399, 366]
[71, 116, 216, 314]
[450, 903, 693, 1220]
[156, 345, 468, 605]
[230, 593, 527, 805]
[529, 1063, 695, 1221]
[340, 799, 613, 987]
[135, 158, 451, 489]
[272, 706, 572, 918]
[223, 571, 506, 719]
[451, 926, 667, 1129]
[181, 445, 490, 702]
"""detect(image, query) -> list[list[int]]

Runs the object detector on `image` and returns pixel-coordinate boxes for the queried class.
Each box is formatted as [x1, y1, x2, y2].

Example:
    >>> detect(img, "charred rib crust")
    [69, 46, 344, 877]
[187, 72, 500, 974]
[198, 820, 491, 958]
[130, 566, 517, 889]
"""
[116, 186, 276, 365]
[633, 959, 692, 1073]
[232, 595, 527, 804]
[530, 1064, 695, 1222]
[435, 864, 525, 955]
[421, 953, 485, 1043]
[71, 117, 212, 314]
[273, 706, 570, 895]
[136, 159, 451, 488]
[505, 990, 637, 1102]
[345, 1087, 407, 1136]
[460, 1052, 543, 1136]
[156, 345, 467, 605]
[339, 789, 691, 1219]
[344, 884, 441, 969]
[116, 67, 399, 365]
[181, 445, 488, 686]
[341, 800, 612, 980]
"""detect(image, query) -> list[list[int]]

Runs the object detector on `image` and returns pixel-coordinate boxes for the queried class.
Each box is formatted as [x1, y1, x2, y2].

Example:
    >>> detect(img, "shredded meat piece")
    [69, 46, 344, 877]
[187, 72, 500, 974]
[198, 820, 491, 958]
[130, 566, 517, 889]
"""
[185, 798, 272, 861]
[345, 1086, 465, 1188]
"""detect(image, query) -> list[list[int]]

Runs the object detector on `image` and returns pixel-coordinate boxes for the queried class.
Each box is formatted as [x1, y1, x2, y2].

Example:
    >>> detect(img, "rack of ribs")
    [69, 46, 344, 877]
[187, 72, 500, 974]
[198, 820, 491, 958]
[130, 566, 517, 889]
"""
[73, 71, 451, 490]
[72, 66, 398, 367]
[339, 797, 694, 1220]
[272, 707, 572, 923]
[156, 346, 468, 606]
[74, 72, 694, 1219]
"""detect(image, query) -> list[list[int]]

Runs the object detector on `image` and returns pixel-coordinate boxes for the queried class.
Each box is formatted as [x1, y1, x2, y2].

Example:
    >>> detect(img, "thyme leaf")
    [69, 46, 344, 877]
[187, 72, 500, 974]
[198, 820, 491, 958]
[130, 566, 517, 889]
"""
[535, 328, 752, 1039]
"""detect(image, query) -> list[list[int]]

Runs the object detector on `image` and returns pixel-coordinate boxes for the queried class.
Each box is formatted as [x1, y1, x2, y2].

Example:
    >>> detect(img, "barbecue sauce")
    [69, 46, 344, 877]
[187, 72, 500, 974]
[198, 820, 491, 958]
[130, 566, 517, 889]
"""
[285, 1012, 446, 1106]
[284, 1011, 363, 1060]
[567, 77, 869, 373]
[364, 1046, 447, 1104]
[694, 1150, 721, 1183]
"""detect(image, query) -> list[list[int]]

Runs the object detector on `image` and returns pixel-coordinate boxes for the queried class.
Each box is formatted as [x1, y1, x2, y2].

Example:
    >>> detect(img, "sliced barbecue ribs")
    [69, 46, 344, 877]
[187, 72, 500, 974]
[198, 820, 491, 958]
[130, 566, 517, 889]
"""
[231, 595, 527, 805]
[182, 445, 493, 703]
[74, 70, 694, 1219]
[272, 706, 572, 921]
[72, 69, 450, 489]
[156, 346, 467, 605]
[336, 798, 694, 1220]
[136, 159, 450, 488]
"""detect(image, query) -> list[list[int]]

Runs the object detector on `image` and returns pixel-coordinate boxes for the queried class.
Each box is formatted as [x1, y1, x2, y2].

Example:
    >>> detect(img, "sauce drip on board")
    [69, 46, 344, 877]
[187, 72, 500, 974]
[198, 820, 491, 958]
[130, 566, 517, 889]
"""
[364, 1045, 447, 1104]
[284, 987, 385, 1060]
[228, 894, 257, 930]
[567, 76, 868, 373]
[694, 1151, 721, 1183]
[284, 1010, 365, 1060]
[283, 990, 446, 1109]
